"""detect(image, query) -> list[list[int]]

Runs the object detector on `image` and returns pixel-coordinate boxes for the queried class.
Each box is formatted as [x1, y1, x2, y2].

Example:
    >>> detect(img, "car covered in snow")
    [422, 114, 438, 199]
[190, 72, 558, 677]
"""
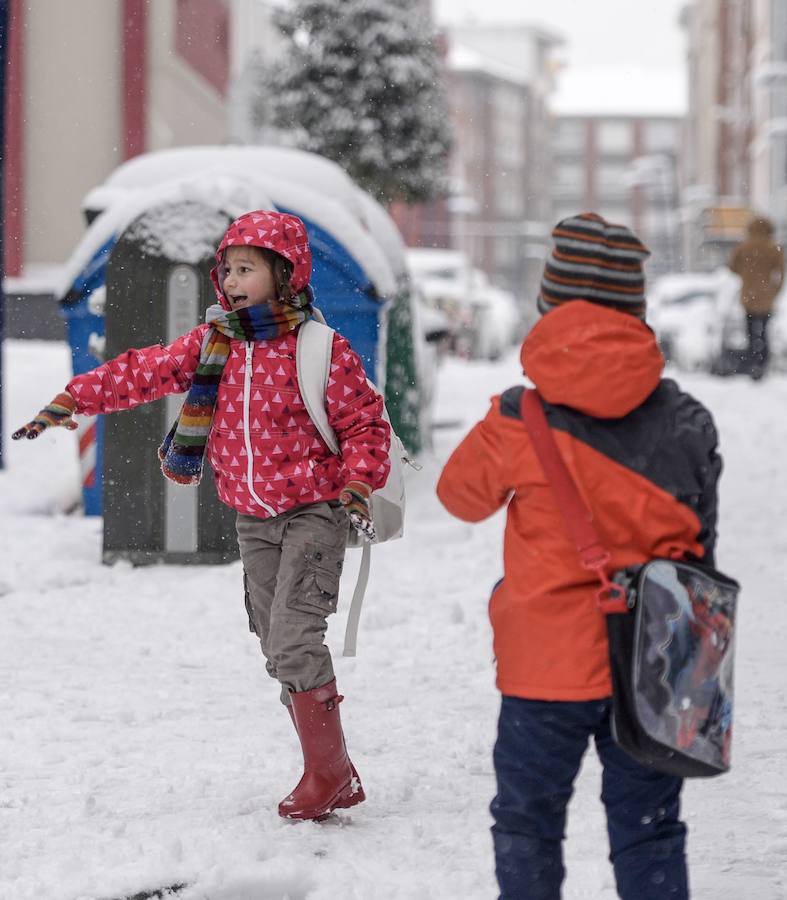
[405, 248, 521, 361]
[648, 268, 787, 373]
[647, 271, 729, 370]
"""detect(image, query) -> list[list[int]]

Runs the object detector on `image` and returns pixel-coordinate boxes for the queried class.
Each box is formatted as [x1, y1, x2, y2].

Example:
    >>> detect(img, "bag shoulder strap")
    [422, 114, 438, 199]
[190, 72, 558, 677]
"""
[342, 541, 370, 658]
[296, 316, 339, 455]
[296, 312, 373, 653]
[519, 389, 626, 613]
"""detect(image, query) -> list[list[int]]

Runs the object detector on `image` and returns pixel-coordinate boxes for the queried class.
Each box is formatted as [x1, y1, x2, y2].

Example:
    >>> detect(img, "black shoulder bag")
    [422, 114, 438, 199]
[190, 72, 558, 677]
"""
[520, 388, 739, 778]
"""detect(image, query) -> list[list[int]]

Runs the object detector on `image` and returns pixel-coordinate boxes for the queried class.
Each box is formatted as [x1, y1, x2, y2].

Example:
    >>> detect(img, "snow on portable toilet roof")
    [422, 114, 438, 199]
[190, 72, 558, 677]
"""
[83, 145, 366, 225]
[62, 165, 396, 302]
[57, 174, 276, 300]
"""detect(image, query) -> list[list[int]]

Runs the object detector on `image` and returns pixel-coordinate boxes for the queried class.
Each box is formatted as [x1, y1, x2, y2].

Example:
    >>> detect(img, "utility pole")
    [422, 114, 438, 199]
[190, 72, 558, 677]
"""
[0, 0, 8, 470]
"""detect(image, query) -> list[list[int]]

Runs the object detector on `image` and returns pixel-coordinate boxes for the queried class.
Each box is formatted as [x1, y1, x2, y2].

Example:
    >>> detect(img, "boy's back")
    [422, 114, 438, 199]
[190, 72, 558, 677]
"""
[437, 298, 721, 702]
[436, 212, 718, 900]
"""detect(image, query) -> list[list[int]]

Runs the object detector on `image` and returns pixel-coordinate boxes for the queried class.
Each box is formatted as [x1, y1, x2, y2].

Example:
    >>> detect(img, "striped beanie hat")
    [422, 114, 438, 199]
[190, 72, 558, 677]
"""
[538, 212, 651, 318]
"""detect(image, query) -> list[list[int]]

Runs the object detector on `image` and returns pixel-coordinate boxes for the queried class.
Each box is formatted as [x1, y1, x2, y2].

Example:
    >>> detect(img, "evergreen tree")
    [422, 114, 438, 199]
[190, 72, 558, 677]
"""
[258, 0, 451, 205]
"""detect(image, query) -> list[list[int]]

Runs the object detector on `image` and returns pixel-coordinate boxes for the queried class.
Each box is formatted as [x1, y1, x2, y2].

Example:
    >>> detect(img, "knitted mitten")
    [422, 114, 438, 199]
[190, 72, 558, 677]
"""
[339, 480, 376, 541]
[12, 392, 78, 440]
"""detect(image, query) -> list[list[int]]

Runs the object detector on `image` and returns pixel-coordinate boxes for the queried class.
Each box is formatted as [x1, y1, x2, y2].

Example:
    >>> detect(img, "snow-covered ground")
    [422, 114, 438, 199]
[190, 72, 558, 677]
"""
[2, 339, 786, 900]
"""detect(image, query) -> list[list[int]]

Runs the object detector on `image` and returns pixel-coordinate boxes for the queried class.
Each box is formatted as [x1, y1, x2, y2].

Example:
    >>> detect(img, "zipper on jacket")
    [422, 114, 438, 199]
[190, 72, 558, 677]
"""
[243, 342, 276, 516]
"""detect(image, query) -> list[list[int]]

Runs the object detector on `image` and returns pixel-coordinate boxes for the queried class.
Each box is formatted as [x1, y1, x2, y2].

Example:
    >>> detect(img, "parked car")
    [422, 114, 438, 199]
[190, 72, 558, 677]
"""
[466, 272, 522, 361]
[648, 268, 787, 373]
[406, 248, 521, 361]
[647, 271, 726, 370]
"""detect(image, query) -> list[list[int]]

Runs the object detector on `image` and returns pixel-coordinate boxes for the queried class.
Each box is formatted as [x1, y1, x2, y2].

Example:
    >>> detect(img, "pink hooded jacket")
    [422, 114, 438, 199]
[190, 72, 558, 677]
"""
[66, 210, 391, 518]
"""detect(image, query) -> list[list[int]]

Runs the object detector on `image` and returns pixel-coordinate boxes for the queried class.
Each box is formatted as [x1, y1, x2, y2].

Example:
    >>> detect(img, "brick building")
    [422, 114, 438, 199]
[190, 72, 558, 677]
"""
[392, 23, 561, 306]
[550, 67, 685, 279]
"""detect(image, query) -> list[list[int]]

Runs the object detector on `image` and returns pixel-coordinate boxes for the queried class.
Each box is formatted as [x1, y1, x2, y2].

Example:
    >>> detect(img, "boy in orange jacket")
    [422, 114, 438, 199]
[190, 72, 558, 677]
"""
[437, 213, 721, 899]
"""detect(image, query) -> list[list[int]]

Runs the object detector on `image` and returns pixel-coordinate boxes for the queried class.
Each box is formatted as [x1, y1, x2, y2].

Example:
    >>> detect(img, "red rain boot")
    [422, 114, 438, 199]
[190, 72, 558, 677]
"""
[278, 680, 365, 820]
[285, 701, 363, 801]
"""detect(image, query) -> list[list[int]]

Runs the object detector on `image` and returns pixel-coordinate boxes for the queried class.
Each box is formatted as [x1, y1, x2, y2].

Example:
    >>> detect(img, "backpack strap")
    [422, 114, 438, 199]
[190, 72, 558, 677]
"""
[296, 316, 339, 455]
[342, 541, 370, 657]
[519, 388, 627, 614]
[296, 313, 373, 654]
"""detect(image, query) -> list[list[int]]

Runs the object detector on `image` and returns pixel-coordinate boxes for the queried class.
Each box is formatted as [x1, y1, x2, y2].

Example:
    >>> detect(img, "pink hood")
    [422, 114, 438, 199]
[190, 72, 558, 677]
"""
[210, 210, 313, 308]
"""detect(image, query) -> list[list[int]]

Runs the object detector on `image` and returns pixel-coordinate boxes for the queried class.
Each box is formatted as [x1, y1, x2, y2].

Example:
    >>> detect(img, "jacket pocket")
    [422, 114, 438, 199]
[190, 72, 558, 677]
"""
[288, 541, 344, 617]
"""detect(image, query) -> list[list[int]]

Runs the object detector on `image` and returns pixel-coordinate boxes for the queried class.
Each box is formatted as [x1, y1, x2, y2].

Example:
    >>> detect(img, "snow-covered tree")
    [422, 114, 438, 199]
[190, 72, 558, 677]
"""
[257, 0, 451, 205]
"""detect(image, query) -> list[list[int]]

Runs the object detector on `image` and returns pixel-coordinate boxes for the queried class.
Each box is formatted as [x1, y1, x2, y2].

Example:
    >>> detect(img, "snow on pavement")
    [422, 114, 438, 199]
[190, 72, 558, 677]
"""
[1, 339, 786, 900]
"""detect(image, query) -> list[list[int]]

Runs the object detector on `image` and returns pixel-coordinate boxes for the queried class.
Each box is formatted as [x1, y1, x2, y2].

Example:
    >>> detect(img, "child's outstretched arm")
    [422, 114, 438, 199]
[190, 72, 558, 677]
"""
[12, 326, 208, 437]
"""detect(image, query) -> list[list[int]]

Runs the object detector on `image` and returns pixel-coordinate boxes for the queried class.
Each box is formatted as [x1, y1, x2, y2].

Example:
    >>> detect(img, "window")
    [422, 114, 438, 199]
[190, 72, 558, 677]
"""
[775, 0, 787, 62]
[644, 120, 680, 153]
[554, 161, 586, 195]
[494, 237, 517, 269]
[493, 85, 526, 167]
[495, 169, 525, 216]
[644, 209, 677, 236]
[596, 121, 632, 155]
[595, 161, 630, 199]
[554, 119, 586, 154]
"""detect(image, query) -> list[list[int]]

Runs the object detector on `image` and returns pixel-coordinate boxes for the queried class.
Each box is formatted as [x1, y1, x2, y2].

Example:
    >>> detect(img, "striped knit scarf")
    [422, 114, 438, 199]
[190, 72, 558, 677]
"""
[159, 298, 312, 485]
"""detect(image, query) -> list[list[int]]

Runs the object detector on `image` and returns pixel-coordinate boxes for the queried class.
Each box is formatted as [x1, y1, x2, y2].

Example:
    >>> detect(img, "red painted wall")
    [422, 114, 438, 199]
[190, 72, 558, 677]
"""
[122, 0, 148, 161]
[175, 0, 229, 96]
[4, 0, 24, 276]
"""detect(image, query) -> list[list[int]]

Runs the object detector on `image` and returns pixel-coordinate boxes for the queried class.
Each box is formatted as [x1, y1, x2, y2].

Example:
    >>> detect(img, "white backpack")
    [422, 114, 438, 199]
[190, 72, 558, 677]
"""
[296, 314, 410, 656]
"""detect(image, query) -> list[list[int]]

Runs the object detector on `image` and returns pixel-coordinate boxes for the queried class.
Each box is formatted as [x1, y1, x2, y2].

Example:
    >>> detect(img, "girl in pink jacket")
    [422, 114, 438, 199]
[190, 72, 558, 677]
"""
[13, 210, 391, 821]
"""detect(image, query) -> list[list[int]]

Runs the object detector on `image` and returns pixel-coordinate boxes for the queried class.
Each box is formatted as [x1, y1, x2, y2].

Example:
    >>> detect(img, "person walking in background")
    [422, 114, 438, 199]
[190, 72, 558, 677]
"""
[12, 210, 390, 822]
[437, 213, 721, 899]
[728, 215, 784, 380]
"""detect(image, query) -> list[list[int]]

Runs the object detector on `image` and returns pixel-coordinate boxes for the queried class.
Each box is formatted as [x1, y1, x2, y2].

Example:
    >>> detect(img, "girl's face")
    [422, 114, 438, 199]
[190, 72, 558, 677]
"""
[221, 246, 277, 310]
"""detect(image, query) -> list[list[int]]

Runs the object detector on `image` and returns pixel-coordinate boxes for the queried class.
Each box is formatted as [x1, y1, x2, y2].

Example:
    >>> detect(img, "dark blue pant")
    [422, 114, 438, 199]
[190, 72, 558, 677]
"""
[745, 313, 770, 377]
[491, 697, 688, 900]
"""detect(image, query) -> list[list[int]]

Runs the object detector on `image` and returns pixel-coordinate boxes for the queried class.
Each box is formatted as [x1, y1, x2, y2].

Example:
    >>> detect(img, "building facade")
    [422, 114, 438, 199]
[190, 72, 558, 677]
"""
[392, 24, 561, 306]
[552, 113, 684, 279]
[680, 0, 787, 265]
[3, 0, 280, 277]
[749, 0, 787, 234]
[446, 25, 560, 304]
[548, 64, 686, 279]
[680, 0, 754, 268]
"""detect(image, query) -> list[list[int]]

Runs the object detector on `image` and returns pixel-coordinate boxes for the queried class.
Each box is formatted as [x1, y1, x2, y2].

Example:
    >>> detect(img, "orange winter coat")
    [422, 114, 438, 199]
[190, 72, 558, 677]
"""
[728, 217, 785, 315]
[436, 301, 721, 702]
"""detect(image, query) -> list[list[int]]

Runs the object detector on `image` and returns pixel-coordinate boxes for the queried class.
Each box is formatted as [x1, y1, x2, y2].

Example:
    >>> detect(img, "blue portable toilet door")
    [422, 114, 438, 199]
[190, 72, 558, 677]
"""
[60, 235, 116, 516]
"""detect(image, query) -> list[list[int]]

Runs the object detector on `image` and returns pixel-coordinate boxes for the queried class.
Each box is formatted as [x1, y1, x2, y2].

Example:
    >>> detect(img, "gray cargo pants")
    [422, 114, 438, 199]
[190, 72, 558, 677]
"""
[236, 501, 348, 705]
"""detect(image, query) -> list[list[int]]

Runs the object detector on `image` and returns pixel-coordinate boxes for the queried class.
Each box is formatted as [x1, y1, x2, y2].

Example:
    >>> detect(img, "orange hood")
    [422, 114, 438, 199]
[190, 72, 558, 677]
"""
[521, 300, 664, 418]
